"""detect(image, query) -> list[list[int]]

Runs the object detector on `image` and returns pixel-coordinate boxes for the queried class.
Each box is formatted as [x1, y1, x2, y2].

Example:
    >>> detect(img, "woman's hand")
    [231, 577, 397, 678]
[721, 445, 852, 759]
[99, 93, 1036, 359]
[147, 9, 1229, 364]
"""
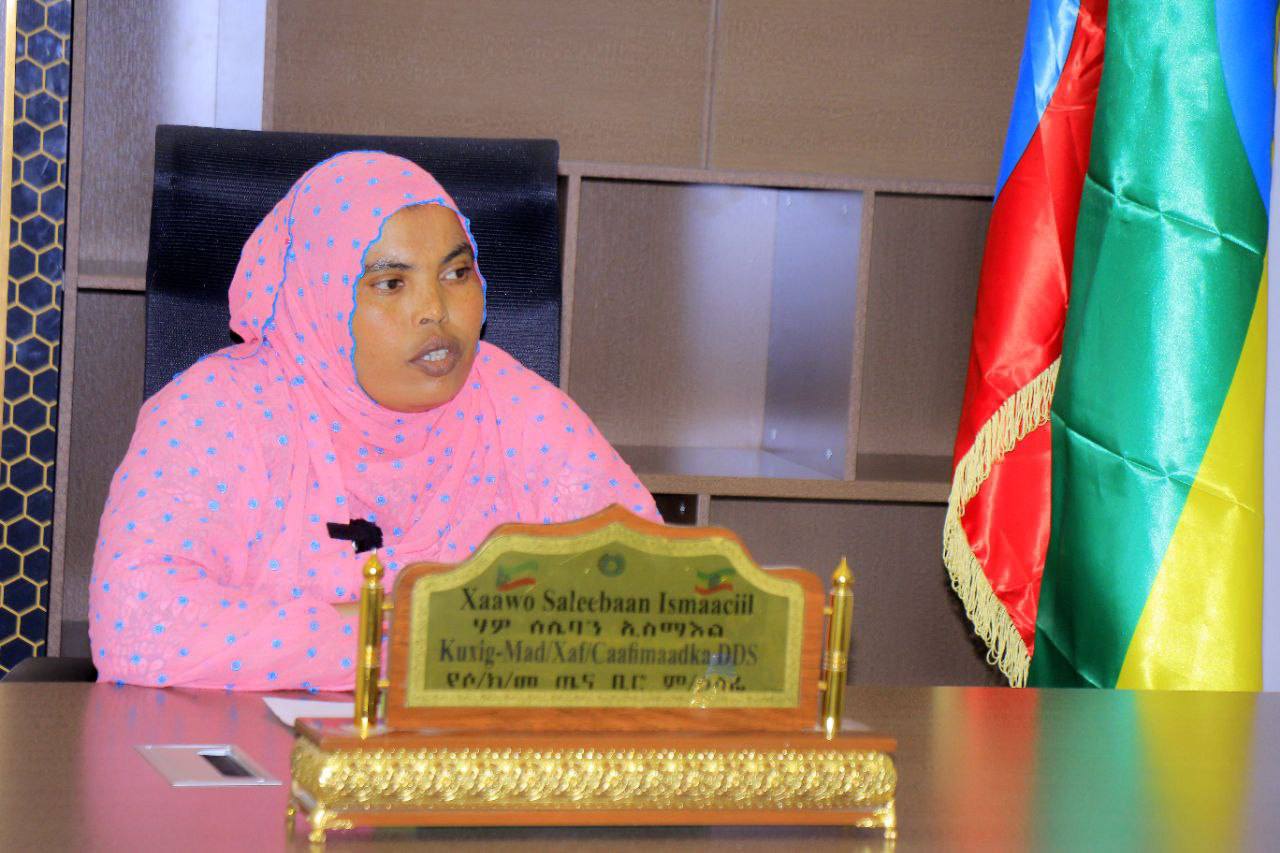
[334, 602, 361, 620]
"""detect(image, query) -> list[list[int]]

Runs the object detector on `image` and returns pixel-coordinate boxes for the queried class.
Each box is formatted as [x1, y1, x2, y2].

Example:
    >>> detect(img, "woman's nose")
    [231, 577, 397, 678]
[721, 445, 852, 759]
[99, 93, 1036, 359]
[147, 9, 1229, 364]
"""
[415, 281, 448, 325]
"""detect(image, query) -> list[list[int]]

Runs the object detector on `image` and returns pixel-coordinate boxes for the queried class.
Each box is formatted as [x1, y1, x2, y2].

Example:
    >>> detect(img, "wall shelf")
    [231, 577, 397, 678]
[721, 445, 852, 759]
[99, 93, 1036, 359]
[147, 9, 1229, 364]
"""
[559, 159, 994, 198]
[561, 171, 986, 509]
[625, 447, 949, 503]
[621, 445, 836, 482]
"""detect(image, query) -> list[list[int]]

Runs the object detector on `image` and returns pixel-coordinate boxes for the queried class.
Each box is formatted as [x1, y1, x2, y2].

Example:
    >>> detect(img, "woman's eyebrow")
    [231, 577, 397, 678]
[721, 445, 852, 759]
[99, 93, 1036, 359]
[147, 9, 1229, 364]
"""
[439, 242, 473, 265]
[364, 258, 414, 273]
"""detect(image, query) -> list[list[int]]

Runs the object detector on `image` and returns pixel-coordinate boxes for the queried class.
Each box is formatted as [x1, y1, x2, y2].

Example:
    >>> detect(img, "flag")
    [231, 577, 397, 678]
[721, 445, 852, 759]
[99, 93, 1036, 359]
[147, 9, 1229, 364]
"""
[1028, 0, 1276, 689]
[944, 0, 1107, 685]
[495, 560, 538, 591]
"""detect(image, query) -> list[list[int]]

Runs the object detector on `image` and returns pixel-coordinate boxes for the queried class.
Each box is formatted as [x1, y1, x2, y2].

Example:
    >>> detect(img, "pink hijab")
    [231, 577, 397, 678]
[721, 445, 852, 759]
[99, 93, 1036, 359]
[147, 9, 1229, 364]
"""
[89, 152, 658, 690]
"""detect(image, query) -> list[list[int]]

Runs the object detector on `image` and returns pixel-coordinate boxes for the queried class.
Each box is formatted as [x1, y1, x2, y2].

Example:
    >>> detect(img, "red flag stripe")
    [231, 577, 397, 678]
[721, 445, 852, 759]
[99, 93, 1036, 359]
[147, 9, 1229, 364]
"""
[944, 0, 1107, 685]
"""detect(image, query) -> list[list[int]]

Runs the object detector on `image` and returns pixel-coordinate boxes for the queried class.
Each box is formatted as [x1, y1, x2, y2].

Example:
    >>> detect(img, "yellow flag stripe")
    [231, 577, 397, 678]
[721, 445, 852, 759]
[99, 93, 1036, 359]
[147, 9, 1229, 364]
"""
[1116, 274, 1266, 690]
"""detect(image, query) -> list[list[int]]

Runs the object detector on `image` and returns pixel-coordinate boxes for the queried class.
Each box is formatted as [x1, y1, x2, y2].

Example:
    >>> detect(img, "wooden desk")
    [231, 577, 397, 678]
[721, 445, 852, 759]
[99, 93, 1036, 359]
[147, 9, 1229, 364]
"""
[1, 683, 1276, 850]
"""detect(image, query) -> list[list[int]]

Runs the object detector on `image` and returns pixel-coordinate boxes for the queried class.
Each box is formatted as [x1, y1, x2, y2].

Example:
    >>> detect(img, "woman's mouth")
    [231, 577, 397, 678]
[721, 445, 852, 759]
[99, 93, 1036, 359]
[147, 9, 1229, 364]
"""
[409, 336, 461, 378]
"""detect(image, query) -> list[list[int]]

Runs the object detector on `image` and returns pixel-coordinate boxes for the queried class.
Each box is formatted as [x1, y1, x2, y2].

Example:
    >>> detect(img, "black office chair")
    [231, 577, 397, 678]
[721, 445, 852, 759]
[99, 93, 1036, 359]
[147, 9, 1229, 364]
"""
[143, 126, 561, 398]
[6, 126, 562, 682]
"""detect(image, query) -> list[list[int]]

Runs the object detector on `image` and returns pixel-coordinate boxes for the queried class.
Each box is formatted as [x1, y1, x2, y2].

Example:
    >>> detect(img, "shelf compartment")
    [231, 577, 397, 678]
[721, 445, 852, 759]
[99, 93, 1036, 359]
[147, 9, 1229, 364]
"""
[706, 497, 1001, 686]
[854, 453, 952, 486]
[568, 178, 862, 481]
[856, 193, 989, 473]
[650, 492, 699, 526]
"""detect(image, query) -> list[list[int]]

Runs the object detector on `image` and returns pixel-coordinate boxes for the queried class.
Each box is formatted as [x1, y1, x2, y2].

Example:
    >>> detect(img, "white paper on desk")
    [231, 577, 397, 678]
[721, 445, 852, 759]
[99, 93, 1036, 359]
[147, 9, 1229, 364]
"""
[263, 696, 354, 727]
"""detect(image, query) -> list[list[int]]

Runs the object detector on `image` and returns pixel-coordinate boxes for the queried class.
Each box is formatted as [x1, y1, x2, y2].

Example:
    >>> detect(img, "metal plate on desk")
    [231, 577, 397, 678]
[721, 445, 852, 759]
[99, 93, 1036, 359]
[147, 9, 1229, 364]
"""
[136, 744, 281, 787]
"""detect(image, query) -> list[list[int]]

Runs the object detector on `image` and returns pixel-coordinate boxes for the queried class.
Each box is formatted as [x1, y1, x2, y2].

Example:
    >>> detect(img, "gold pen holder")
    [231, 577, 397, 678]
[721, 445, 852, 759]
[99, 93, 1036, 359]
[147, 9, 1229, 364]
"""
[353, 554, 385, 733]
[821, 558, 854, 736]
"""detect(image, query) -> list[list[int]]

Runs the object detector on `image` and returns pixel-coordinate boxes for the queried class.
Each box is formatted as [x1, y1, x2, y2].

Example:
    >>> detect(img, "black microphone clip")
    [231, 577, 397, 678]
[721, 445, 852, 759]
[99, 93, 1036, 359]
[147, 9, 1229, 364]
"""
[326, 518, 384, 554]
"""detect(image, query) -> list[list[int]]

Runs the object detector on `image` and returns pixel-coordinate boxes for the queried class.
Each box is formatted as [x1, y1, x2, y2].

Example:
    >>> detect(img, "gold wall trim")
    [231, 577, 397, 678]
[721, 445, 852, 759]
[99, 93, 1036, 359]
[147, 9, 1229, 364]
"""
[0, 0, 18, 323]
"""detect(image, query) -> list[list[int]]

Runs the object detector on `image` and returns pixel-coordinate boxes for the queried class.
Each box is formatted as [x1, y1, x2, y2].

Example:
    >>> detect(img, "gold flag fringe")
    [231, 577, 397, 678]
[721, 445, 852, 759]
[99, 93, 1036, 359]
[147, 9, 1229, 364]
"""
[942, 358, 1060, 687]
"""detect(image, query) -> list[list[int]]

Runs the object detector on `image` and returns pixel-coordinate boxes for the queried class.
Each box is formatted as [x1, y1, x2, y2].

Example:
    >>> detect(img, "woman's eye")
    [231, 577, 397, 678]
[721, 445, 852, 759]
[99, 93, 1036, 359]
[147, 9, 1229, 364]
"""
[442, 265, 472, 283]
[372, 278, 403, 292]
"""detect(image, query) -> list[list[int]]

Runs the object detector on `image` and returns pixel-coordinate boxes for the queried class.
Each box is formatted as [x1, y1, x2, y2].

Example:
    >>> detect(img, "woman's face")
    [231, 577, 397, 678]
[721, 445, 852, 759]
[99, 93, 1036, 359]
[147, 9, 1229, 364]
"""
[351, 204, 484, 412]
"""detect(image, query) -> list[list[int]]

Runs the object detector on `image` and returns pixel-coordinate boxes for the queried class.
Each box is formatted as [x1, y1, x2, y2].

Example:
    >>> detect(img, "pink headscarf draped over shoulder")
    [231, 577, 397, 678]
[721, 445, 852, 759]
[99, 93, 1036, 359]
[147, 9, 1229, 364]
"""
[89, 152, 658, 690]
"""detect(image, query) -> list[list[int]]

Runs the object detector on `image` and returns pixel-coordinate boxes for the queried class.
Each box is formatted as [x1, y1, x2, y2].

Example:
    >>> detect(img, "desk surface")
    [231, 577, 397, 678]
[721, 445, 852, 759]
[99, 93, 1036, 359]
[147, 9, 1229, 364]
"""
[0, 683, 1276, 851]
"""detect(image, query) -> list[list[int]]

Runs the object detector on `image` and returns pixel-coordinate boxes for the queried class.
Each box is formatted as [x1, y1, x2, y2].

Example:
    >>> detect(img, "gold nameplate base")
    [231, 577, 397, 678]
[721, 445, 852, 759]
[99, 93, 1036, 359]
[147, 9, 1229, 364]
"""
[288, 720, 896, 840]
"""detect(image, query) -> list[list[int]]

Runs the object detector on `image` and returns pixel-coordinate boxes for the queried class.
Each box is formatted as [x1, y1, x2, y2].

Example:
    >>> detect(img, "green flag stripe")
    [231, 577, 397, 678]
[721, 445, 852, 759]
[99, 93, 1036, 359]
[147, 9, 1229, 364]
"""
[1029, 0, 1267, 687]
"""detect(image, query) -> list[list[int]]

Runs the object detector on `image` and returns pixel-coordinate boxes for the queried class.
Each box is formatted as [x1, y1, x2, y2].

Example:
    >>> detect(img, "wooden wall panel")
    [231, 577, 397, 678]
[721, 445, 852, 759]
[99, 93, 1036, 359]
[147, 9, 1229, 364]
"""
[709, 498, 1001, 686]
[858, 194, 987, 461]
[710, 0, 1026, 182]
[568, 180, 776, 449]
[77, 0, 243, 277]
[60, 292, 146, 644]
[77, 2, 166, 270]
[270, 0, 714, 167]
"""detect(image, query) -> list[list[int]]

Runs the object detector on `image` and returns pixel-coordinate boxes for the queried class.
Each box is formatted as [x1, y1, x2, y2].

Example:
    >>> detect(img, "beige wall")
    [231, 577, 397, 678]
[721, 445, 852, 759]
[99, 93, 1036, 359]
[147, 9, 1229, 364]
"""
[270, 0, 1025, 182]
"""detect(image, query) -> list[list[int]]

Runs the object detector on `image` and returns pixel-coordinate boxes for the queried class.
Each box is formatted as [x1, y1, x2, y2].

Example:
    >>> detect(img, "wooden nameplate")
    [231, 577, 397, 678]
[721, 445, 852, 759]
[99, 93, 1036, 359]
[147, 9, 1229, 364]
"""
[288, 506, 896, 844]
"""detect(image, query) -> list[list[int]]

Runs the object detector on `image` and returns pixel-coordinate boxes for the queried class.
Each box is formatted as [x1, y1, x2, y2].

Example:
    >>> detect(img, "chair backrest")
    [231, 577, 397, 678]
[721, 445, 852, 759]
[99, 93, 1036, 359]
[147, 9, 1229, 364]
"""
[144, 126, 561, 400]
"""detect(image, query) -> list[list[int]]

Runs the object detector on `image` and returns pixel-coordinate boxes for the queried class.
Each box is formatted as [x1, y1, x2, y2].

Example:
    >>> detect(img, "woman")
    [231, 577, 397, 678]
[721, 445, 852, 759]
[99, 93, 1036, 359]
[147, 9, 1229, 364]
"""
[89, 152, 658, 690]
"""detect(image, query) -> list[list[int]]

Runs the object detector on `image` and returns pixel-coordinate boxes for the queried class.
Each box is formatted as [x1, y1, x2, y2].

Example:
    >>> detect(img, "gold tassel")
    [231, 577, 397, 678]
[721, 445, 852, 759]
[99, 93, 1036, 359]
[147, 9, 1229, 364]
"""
[942, 358, 1060, 687]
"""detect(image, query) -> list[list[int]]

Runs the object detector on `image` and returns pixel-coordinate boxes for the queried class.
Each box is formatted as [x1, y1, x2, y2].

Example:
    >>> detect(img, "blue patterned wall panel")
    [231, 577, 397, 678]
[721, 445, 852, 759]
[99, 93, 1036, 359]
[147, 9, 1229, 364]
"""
[0, 0, 70, 673]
